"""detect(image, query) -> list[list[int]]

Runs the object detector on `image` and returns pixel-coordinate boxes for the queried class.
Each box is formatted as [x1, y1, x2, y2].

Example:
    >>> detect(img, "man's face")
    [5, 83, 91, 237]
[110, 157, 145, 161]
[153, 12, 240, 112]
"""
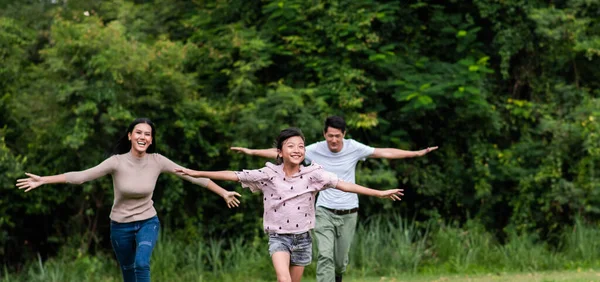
[323, 127, 345, 153]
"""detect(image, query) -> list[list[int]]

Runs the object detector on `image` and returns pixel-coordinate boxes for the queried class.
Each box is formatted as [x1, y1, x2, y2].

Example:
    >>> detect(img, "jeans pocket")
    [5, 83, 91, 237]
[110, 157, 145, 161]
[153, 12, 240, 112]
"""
[301, 233, 312, 246]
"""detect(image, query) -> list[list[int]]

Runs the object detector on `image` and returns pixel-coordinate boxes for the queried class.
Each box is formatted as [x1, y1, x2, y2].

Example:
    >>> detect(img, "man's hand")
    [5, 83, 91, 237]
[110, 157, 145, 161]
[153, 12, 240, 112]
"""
[230, 147, 252, 155]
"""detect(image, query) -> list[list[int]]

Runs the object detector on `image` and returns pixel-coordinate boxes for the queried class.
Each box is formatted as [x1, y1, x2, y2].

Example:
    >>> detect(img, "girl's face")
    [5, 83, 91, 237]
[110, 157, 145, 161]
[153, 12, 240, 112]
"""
[279, 136, 305, 166]
[128, 123, 153, 155]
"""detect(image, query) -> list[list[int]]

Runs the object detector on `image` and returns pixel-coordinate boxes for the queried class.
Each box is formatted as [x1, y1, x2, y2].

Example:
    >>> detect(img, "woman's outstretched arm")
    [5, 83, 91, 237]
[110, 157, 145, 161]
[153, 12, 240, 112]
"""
[159, 155, 241, 208]
[16, 173, 67, 192]
[16, 157, 116, 192]
[204, 180, 241, 208]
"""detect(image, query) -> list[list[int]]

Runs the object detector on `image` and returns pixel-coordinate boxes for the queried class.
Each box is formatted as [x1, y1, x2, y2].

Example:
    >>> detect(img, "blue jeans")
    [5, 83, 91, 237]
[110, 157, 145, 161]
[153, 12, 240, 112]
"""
[110, 216, 160, 282]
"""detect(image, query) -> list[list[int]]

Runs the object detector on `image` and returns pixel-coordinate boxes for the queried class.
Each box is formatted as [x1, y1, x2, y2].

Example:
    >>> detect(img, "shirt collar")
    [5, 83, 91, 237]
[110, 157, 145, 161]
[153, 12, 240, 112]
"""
[264, 162, 322, 177]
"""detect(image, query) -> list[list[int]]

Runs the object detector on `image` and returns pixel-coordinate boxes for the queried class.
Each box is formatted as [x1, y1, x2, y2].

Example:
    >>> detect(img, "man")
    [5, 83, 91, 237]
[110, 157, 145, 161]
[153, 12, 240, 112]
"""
[231, 116, 437, 282]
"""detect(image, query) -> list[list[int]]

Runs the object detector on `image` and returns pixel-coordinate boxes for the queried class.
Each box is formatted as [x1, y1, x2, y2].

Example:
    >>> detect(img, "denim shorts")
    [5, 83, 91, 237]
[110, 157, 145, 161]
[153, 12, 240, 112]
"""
[268, 232, 313, 266]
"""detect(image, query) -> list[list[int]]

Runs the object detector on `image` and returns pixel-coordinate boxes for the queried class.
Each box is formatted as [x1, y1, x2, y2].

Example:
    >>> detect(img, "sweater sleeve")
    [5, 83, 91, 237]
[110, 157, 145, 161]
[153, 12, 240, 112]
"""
[157, 154, 210, 187]
[64, 156, 117, 184]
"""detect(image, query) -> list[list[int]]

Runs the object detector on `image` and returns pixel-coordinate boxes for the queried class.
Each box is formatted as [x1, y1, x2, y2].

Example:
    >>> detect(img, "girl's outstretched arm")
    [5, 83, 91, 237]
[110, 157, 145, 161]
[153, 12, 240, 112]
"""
[175, 168, 240, 182]
[335, 181, 404, 201]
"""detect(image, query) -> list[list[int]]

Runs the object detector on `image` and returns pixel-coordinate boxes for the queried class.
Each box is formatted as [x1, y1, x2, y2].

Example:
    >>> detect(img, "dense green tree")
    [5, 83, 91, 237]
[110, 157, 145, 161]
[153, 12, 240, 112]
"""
[1, 0, 599, 267]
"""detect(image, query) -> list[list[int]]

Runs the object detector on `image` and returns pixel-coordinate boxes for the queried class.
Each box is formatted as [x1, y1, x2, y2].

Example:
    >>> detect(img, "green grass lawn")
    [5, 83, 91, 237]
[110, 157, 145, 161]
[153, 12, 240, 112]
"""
[302, 270, 600, 282]
[4, 267, 600, 282]
[6, 218, 600, 282]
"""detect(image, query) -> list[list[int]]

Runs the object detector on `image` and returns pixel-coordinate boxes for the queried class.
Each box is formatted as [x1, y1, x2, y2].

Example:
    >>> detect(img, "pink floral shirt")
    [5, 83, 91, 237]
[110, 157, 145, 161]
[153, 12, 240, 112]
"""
[235, 162, 339, 234]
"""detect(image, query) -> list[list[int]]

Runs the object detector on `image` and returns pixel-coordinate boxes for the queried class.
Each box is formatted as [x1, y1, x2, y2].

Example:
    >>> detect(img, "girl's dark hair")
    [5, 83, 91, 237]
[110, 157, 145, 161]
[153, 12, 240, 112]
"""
[324, 115, 346, 133]
[112, 118, 156, 155]
[274, 127, 309, 165]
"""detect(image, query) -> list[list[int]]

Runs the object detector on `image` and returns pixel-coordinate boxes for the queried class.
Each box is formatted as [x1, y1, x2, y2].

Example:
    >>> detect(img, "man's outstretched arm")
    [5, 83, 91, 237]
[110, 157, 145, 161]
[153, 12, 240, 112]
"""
[230, 147, 278, 159]
[369, 146, 438, 159]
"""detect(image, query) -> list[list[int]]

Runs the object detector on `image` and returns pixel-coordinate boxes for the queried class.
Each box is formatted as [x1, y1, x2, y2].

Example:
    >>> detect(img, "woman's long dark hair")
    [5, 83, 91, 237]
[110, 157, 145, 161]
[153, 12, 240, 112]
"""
[111, 118, 156, 155]
[274, 127, 310, 166]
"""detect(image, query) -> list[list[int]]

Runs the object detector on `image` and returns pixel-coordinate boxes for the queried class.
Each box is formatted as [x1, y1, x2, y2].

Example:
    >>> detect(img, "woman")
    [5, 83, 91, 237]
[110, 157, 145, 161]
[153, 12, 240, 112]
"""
[16, 118, 241, 282]
[175, 127, 403, 282]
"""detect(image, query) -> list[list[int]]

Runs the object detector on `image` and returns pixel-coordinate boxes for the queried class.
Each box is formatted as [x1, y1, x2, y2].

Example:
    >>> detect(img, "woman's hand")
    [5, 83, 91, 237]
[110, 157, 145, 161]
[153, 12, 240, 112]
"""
[16, 173, 44, 192]
[223, 191, 242, 208]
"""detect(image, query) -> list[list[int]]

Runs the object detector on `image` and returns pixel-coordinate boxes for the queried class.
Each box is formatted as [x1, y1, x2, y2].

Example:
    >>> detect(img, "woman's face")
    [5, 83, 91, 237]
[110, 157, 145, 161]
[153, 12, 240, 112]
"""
[128, 123, 153, 155]
[279, 136, 305, 166]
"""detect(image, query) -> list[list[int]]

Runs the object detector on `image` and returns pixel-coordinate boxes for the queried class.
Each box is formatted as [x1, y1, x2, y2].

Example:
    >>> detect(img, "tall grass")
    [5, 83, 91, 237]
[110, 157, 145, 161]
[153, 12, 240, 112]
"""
[422, 221, 566, 274]
[495, 232, 563, 271]
[150, 233, 273, 281]
[562, 219, 600, 264]
[3, 252, 119, 282]
[349, 214, 428, 277]
[427, 221, 496, 273]
[4, 216, 600, 281]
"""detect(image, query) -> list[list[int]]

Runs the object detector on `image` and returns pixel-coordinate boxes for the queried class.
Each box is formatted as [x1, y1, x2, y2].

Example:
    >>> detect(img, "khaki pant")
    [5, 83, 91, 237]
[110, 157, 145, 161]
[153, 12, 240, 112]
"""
[314, 206, 358, 282]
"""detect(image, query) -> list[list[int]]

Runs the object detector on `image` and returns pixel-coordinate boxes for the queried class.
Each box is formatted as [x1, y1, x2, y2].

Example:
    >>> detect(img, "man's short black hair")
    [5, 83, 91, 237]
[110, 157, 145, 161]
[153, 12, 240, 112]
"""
[324, 116, 346, 133]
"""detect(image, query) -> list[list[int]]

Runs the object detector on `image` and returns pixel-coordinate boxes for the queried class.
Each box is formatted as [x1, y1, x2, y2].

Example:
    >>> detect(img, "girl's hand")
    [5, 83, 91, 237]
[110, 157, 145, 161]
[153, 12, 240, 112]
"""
[16, 173, 44, 192]
[223, 191, 242, 208]
[379, 189, 404, 201]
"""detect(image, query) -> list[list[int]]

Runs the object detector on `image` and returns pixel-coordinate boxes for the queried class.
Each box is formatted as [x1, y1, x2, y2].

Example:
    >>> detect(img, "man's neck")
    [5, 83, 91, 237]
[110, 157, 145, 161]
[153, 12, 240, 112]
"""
[328, 140, 344, 153]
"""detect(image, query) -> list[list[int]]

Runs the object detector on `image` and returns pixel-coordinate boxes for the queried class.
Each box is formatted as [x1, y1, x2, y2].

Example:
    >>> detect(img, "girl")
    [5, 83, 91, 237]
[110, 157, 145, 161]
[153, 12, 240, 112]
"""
[16, 118, 241, 282]
[175, 127, 403, 282]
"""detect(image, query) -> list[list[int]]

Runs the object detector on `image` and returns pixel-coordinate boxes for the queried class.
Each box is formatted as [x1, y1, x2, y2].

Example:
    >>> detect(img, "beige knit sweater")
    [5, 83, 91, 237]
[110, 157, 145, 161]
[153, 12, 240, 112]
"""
[65, 153, 209, 223]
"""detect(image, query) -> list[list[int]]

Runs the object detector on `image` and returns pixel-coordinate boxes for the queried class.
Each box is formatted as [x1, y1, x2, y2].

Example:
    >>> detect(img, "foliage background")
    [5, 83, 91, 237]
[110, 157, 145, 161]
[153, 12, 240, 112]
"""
[1, 0, 599, 271]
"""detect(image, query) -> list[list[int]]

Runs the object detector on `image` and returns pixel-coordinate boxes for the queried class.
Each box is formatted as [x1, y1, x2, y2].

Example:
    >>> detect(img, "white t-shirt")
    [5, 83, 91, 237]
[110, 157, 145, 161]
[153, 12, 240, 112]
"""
[306, 139, 375, 210]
